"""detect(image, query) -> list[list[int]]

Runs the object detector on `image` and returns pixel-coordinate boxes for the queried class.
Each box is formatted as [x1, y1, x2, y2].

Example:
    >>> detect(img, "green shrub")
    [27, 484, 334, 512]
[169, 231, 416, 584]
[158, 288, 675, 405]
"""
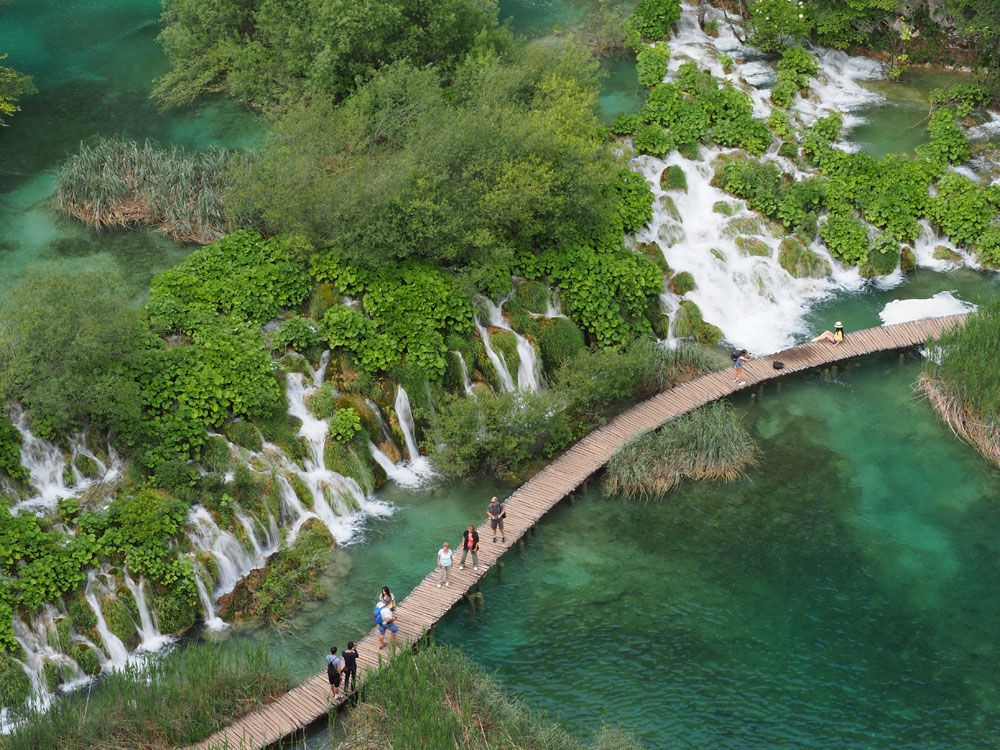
[928, 172, 994, 247]
[611, 112, 640, 135]
[328, 408, 362, 444]
[616, 168, 655, 233]
[151, 586, 198, 635]
[819, 213, 869, 265]
[223, 421, 263, 452]
[200, 436, 231, 474]
[0, 415, 26, 481]
[628, 0, 682, 38]
[929, 82, 994, 117]
[660, 165, 688, 192]
[636, 42, 671, 87]
[0, 654, 31, 707]
[633, 123, 671, 156]
[272, 316, 321, 354]
[307, 282, 342, 320]
[923, 107, 970, 164]
[669, 271, 695, 295]
[306, 383, 339, 420]
[512, 280, 549, 313]
[536, 318, 586, 378]
[861, 233, 901, 277]
[153, 459, 199, 500]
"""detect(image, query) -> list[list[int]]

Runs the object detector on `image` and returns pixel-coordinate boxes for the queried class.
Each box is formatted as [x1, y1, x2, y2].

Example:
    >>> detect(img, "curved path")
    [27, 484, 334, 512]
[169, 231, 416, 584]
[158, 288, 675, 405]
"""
[193, 313, 966, 750]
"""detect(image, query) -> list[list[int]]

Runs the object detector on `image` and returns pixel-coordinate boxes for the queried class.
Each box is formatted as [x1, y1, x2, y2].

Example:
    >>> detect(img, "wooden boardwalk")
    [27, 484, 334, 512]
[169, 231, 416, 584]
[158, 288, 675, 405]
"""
[192, 314, 966, 750]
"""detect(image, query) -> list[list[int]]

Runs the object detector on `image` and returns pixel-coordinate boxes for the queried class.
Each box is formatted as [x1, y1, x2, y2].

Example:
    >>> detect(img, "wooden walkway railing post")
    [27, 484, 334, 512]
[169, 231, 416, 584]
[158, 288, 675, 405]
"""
[191, 313, 967, 750]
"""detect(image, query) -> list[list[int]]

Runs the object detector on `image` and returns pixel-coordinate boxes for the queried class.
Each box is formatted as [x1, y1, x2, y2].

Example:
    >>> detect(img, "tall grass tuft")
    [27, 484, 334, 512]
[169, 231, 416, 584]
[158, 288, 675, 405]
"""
[604, 401, 758, 501]
[4, 642, 291, 750]
[337, 643, 641, 750]
[923, 300, 1000, 464]
[56, 135, 253, 244]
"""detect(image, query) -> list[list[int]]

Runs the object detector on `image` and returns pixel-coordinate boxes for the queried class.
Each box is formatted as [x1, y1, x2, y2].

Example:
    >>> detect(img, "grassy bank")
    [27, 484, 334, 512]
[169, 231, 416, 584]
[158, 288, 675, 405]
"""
[2, 643, 291, 750]
[603, 401, 758, 500]
[333, 643, 643, 750]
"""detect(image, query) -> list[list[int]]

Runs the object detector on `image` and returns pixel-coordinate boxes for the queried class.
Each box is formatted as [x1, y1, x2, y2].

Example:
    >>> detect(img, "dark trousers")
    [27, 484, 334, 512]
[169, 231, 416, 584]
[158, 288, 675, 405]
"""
[343, 668, 357, 692]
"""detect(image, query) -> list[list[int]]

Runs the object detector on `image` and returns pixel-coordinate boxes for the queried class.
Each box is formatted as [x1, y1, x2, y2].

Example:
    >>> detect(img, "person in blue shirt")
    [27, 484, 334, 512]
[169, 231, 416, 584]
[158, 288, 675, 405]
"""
[326, 646, 342, 698]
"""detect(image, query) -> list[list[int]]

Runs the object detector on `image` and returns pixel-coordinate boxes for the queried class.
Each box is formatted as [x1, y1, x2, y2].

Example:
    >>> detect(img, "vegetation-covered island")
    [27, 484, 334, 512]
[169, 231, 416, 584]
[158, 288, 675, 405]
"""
[0, 0, 998, 746]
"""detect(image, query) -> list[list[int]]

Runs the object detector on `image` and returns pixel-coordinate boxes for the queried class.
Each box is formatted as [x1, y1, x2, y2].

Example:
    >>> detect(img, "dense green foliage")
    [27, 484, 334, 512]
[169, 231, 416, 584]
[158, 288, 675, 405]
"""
[771, 47, 818, 108]
[636, 41, 670, 87]
[604, 401, 758, 500]
[154, 0, 502, 108]
[0, 415, 26, 482]
[4, 642, 291, 748]
[342, 643, 642, 749]
[627, 0, 682, 41]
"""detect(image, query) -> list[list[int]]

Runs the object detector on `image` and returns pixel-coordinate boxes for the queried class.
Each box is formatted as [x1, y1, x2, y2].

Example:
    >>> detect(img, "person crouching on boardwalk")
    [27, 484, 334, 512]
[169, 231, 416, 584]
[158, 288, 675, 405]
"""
[326, 646, 342, 698]
[437, 541, 453, 587]
[460, 524, 479, 571]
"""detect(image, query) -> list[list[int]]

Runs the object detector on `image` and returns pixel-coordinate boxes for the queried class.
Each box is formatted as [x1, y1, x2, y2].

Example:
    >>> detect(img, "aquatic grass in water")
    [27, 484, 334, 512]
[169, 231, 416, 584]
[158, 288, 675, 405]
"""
[603, 401, 758, 500]
[4, 642, 291, 749]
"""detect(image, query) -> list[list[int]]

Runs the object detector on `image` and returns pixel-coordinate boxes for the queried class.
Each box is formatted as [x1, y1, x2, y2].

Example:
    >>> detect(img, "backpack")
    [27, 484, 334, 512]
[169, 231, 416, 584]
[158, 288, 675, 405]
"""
[374, 606, 383, 626]
[730, 350, 741, 362]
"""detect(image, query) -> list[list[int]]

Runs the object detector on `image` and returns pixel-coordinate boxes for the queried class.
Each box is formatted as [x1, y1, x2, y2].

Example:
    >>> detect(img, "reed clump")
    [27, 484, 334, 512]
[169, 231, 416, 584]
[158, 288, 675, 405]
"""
[922, 300, 1000, 464]
[56, 135, 250, 244]
[3, 642, 291, 749]
[338, 644, 641, 750]
[603, 401, 758, 501]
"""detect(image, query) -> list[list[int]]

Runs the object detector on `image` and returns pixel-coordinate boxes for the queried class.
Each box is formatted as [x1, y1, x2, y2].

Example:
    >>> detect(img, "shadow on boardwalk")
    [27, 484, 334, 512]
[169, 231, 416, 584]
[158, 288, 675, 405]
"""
[191, 314, 967, 750]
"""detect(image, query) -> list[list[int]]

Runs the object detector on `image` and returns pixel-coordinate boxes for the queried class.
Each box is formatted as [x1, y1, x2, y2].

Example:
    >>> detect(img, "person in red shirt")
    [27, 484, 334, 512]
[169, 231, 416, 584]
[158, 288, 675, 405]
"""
[459, 524, 479, 571]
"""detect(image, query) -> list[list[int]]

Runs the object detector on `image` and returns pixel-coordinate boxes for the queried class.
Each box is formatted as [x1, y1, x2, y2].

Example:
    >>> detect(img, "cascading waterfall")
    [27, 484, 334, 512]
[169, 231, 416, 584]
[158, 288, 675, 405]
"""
[190, 557, 228, 632]
[453, 351, 476, 396]
[187, 506, 266, 597]
[120, 573, 171, 652]
[83, 577, 130, 670]
[478, 296, 544, 391]
[393, 387, 434, 482]
[475, 319, 516, 392]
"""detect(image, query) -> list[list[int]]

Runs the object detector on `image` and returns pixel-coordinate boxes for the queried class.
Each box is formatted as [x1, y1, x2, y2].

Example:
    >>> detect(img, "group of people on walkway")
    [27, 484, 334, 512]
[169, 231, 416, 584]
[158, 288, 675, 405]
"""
[732, 321, 846, 386]
[326, 497, 508, 696]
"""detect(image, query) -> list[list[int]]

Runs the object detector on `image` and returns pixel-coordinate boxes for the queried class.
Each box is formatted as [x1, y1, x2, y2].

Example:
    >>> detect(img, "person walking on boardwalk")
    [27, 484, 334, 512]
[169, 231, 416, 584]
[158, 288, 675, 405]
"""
[342, 641, 359, 694]
[459, 524, 479, 571]
[376, 600, 398, 649]
[326, 646, 343, 699]
[437, 541, 453, 587]
[731, 348, 752, 386]
[488, 496, 506, 543]
[812, 321, 845, 346]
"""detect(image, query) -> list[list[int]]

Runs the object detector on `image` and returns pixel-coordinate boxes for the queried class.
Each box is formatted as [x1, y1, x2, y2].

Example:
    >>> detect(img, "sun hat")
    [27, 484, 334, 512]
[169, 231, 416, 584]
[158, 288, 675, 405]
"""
[835, 321, 843, 327]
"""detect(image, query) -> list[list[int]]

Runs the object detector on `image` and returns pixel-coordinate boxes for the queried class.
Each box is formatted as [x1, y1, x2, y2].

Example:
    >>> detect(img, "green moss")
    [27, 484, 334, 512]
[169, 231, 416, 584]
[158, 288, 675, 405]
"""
[200, 436, 232, 474]
[151, 587, 198, 635]
[900, 245, 916, 272]
[74, 644, 102, 676]
[286, 471, 314, 509]
[778, 237, 831, 278]
[489, 331, 520, 380]
[723, 216, 763, 238]
[658, 222, 686, 248]
[678, 142, 701, 161]
[536, 318, 586, 379]
[304, 383, 336, 420]
[659, 165, 688, 192]
[254, 408, 306, 465]
[695, 321, 723, 345]
[933, 245, 962, 262]
[674, 300, 703, 338]
[101, 597, 138, 650]
[116, 588, 140, 628]
[712, 200, 736, 216]
[473, 338, 498, 390]
[324, 439, 363, 484]
[54, 616, 74, 651]
[658, 194, 681, 221]
[223, 421, 262, 452]
[778, 141, 799, 159]
[735, 236, 770, 256]
[68, 598, 97, 632]
[861, 235, 901, 277]
[669, 271, 696, 295]
[62, 462, 75, 487]
[0, 654, 32, 707]
[710, 248, 726, 262]
[512, 279, 549, 313]
[308, 282, 342, 320]
[279, 351, 312, 376]
[651, 313, 670, 338]
[43, 661, 61, 692]
[74, 454, 101, 479]
[637, 241, 670, 274]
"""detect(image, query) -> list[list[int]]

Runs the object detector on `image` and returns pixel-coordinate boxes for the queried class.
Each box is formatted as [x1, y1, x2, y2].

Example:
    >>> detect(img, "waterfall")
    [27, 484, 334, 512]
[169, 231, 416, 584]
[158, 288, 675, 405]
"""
[544, 288, 565, 318]
[477, 296, 544, 391]
[453, 351, 476, 396]
[190, 557, 228, 631]
[236, 510, 277, 560]
[83, 579, 129, 671]
[370, 442, 425, 488]
[475, 319, 516, 392]
[187, 506, 265, 596]
[393, 387, 434, 481]
[121, 573, 172, 652]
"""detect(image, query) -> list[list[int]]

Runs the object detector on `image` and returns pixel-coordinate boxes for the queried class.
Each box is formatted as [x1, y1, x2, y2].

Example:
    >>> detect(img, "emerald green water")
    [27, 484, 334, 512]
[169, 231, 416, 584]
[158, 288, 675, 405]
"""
[430, 353, 1000, 748]
[0, 0, 261, 300]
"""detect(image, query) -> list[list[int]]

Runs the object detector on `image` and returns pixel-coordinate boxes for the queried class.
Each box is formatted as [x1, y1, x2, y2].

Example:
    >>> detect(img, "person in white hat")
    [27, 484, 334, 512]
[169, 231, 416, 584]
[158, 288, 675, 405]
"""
[812, 321, 845, 346]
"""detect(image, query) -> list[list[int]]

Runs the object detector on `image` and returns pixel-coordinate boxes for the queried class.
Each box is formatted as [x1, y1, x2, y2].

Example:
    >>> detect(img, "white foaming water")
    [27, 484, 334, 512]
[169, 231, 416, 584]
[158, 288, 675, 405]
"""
[187, 506, 265, 597]
[879, 291, 978, 325]
[83, 577, 130, 671]
[452, 351, 476, 396]
[370, 442, 425, 488]
[478, 296, 545, 391]
[475, 319, 516, 392]
[393, 386, 435, 482]
[121, 573, 172, 652]
[190, 557, 228, 631]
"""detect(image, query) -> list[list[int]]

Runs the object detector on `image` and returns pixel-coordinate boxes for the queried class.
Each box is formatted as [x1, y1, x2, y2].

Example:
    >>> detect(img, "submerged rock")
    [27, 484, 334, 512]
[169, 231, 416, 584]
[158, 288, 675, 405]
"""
[658, 194, 681, 222]
[657, 222, 686, 248]
[723, 216, 763, 239]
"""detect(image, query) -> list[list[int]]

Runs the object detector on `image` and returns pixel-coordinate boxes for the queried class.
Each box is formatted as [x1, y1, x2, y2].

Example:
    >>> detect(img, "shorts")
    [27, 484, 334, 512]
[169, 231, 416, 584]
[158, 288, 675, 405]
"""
[490, 518, 504, 530]
[328, 672, 341, 686]
[736, 360, 743, 369]
[379, 621, 398, 635]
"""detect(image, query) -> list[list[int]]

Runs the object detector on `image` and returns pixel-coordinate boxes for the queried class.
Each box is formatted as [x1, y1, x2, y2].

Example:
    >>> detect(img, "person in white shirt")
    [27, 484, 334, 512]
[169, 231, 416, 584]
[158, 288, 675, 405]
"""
[437, 541, 453, 587]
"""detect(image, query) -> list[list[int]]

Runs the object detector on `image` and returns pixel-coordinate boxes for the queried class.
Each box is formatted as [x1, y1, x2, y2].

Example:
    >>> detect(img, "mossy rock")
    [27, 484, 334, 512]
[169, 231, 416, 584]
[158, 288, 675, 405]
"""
[0, 653, 32, 706]
[306, 383, 338, 420]
[473, 338, 499, 391]
[933, 245, 962, 263]
[54, 616, 74, 651]
[735, 236, 770, 257]
[674, 300, 703, 338]
[488, 330, 520, 380]
[778, 237, 831, 278]
[669, 271, 696, 295]
[651, 313, 671, 338]
[279, 351, 312, 377]
[68, 597, 97, 633]
[62, 462, 75, 487]
[659, 165, 688, 192]
[710, 248, 726, 262]
[678, 142, 701, 161]
[224, 421, 263, 452]
[334, 393, 381, 439]
[723, 216, 763, 239]
[512, 279, 549, 313]
[151, 587, 198, 635]
[324, 439, 365, 485]
[900, 246, 916, 272]
[536, 317, 586, 379]
[201, 435, 232, 474]
[286, 471, 314, 509]
[43, 660, 62, 692]
[308, 282, 342, 320]
[778, 141, 799, 159]
[861, 238, 901, 277]
[116, 588, 141, 628]
[74, 454, 101, 479]
[74, 644, 102, 676]
[712, 201, 736, 216]
[657, 222, 686, 248]
[637, 241, 671, 274]
[101, 597, 139, 651]
[695, 321, 723, 345]
[658, 194, 681, 222]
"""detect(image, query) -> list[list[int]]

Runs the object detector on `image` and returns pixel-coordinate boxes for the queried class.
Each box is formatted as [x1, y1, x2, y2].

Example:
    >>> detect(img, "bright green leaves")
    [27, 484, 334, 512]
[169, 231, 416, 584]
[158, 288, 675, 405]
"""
[928, 172, 997, 249]
[920, 107, 970, 165]
[771, 47, 818, 108]
[627, 0, 682, 40]
[0, 416, 25, 482]
[819, 214, 870, 265]
[328, 409, 362, 444]
[615, 168, 655, 234]
[636, 42, 671, 87]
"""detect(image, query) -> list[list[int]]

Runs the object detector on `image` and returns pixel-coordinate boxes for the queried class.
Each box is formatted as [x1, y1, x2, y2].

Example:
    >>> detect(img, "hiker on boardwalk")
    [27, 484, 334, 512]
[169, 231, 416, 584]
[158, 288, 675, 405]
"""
[326, 646, 342, 698]
[437, 541, 453, 587]
[375, 585, 395, 611]
[459, 524, 479, 571]
[731, 348, 752, 386]
[812, 321, 845, 346]
[487, 496, 506, 543]
[342, 641, 359, 694]
[376, 600, 399, 649]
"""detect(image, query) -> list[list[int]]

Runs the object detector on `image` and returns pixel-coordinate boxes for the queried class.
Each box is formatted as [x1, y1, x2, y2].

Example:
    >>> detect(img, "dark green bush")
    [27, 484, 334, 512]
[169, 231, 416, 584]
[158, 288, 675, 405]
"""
[669, 271, 695, 295]
[536, 318, 586, 378]
[0, 414, 25, 481]
[200, 436, 232, 474]
[628, 0, 682, 39]
[819, 213, 869, 265]
[223, 421, 263, 452]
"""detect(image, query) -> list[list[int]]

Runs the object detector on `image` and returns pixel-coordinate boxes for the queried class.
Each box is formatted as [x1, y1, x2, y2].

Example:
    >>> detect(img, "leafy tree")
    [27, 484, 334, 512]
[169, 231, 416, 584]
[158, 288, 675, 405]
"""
[0, 54, 36, 125]
[0, 269, 146, 440]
